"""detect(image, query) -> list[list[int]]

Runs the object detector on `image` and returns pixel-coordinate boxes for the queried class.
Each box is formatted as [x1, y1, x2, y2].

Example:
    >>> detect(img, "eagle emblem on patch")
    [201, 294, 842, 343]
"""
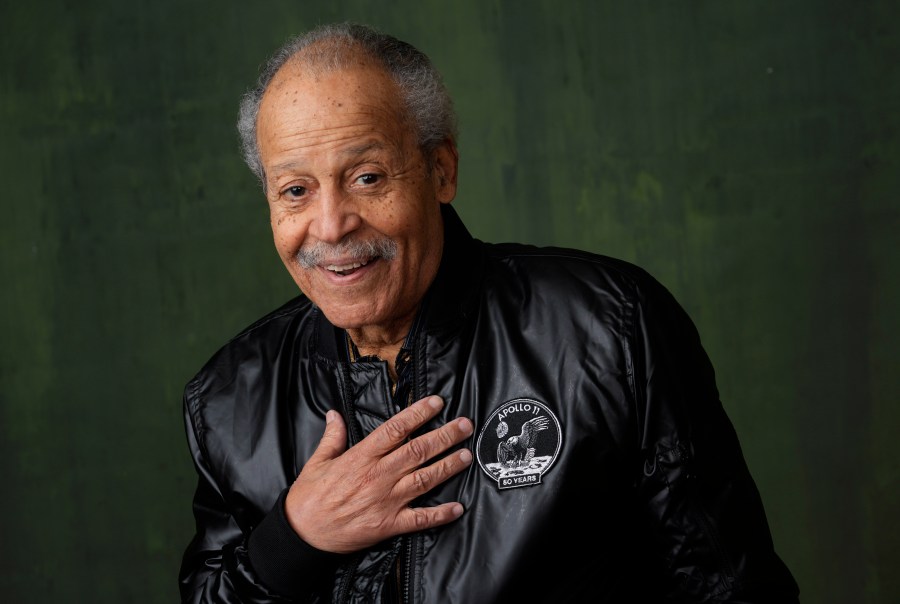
[476, 398, 562, 490]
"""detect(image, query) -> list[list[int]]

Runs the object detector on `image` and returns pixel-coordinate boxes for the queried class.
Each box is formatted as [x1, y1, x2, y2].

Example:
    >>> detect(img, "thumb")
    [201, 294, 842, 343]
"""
[309, 409, 348, 462]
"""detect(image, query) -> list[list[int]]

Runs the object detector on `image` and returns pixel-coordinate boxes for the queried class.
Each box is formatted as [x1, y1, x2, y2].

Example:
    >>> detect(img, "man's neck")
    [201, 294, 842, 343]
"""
[346, 324, 410, 381]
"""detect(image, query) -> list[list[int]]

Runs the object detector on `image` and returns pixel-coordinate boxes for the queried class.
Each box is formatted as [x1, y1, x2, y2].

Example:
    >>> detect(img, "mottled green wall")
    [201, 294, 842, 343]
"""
[1, 1, 897, 602]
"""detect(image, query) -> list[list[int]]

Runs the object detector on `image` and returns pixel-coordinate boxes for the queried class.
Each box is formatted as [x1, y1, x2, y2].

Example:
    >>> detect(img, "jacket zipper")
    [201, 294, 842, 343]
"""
[398, 323, 429, 604]
[399, 534, 414, 603]
[338, 311, 425, 603]
[336, 553, 361, 603]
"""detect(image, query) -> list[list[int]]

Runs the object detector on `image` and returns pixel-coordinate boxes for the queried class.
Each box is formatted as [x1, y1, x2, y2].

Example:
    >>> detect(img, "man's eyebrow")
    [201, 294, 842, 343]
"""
[270, 142, 388, 175]
[270, 161, 302, 175]
[341, 141, 387, 157]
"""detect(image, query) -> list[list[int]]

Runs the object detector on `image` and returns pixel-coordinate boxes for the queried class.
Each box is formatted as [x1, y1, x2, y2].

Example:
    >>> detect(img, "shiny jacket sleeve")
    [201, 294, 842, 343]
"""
[629, 272, 800, 602]
[179, 385, 342, 603]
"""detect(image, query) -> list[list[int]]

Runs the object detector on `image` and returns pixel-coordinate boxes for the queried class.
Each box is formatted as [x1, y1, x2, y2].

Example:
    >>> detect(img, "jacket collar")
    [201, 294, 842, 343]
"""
[313, 204, 484, 362]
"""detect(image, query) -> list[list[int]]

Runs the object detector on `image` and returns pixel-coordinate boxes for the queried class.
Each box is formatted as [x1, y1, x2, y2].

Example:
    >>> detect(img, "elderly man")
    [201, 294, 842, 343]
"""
[180, 22, 799, 603]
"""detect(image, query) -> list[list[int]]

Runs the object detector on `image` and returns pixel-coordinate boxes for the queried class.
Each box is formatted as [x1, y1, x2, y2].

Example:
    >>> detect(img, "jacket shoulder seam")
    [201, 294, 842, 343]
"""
[224, 296, 312, 345]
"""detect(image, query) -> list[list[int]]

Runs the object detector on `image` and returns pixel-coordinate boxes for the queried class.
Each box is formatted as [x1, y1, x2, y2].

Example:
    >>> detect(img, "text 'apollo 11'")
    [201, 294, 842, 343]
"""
[475, 398, 562, 490]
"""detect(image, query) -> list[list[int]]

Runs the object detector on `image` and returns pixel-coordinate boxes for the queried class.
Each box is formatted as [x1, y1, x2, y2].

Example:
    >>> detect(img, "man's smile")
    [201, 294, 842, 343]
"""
[312, 255, 386, 280]
[323, 256, 376, 276]
[325, 260, 369, 275]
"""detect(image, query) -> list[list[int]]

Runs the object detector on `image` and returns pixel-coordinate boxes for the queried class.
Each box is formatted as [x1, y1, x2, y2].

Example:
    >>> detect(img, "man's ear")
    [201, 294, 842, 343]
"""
[430, 139, 459, 204]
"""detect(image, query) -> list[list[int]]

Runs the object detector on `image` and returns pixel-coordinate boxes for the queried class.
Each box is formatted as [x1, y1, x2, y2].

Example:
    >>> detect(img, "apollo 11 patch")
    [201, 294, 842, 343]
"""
[475, 398, 562, 490]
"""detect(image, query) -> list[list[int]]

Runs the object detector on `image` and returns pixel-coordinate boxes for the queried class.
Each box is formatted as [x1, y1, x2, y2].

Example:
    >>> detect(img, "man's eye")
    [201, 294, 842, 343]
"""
[285, 186, 307, 198]
[356, 173, 380, 185]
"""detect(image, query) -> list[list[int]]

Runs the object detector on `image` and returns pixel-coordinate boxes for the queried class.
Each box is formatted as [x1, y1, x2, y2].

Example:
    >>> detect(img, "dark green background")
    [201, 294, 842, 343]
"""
[2, 1, 897, 602]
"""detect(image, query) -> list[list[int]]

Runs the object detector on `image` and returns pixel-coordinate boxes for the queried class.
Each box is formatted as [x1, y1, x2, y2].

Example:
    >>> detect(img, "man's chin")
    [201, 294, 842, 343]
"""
[317, 300, 418, 343]
[317, 304, 383, 330]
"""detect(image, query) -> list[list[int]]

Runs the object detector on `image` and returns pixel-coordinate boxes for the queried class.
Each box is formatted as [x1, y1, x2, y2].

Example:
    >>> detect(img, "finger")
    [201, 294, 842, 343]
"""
[395, 501, 466, 534]
[366, 395, 446, 455]
[307, 409, 348, 463]
[396, 447, 474, 499]
[385, 417, 474, 475]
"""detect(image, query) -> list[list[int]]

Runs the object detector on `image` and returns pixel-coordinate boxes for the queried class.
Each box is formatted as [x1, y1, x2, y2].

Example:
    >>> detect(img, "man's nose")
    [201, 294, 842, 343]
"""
[310, 186, 361, 243]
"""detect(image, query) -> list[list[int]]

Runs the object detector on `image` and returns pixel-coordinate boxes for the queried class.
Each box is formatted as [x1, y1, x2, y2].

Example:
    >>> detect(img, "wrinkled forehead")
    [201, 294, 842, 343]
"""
[260, 44, 412, 137]
[255, 58, 421, 176]
[261, 63, 404, 127]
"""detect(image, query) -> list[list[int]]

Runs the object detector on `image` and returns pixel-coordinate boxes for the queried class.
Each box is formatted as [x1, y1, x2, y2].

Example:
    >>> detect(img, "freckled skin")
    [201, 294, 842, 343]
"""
[256, 58, 458, 362]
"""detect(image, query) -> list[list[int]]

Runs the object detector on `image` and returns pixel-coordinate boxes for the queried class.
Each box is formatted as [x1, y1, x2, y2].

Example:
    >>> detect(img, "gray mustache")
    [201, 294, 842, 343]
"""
[295, 237, 398, 268]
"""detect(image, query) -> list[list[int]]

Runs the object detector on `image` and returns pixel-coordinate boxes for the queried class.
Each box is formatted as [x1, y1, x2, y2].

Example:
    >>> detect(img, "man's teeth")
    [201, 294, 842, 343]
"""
[325, 258, 371, 272]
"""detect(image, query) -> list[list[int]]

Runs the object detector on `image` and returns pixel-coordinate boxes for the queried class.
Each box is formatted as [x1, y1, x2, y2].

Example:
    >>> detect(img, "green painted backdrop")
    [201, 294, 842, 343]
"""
[2, 1, 897, 602]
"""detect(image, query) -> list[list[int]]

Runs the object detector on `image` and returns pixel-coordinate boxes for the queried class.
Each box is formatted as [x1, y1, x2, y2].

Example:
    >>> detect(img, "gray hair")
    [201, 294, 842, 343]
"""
[236, 22, 458, 185]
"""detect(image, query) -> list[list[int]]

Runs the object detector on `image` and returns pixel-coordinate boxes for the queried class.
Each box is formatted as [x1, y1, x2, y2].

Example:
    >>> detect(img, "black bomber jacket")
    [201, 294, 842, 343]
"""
[180, 205, 800, 603]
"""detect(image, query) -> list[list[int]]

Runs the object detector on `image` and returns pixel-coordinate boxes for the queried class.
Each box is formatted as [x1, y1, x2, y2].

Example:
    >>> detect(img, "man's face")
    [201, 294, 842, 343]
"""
[256, 60, 457, 336]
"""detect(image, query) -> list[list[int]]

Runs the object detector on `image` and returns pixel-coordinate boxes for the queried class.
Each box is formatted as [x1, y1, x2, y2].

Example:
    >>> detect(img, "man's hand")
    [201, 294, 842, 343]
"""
[284, 395, 474, 553]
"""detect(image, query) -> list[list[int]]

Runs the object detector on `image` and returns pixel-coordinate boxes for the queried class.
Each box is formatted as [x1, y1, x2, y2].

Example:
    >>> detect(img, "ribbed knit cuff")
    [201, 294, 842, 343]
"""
[247, 488, 344, 598]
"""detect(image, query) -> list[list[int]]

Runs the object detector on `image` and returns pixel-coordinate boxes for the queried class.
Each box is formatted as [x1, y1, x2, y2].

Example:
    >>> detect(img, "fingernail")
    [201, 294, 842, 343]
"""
[428, 396, 444, 410]
[451, 503, 464, 518]
[459, 449, 473, 464]
[457, 418, 473, 436]
[325, 410, 336, 424]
